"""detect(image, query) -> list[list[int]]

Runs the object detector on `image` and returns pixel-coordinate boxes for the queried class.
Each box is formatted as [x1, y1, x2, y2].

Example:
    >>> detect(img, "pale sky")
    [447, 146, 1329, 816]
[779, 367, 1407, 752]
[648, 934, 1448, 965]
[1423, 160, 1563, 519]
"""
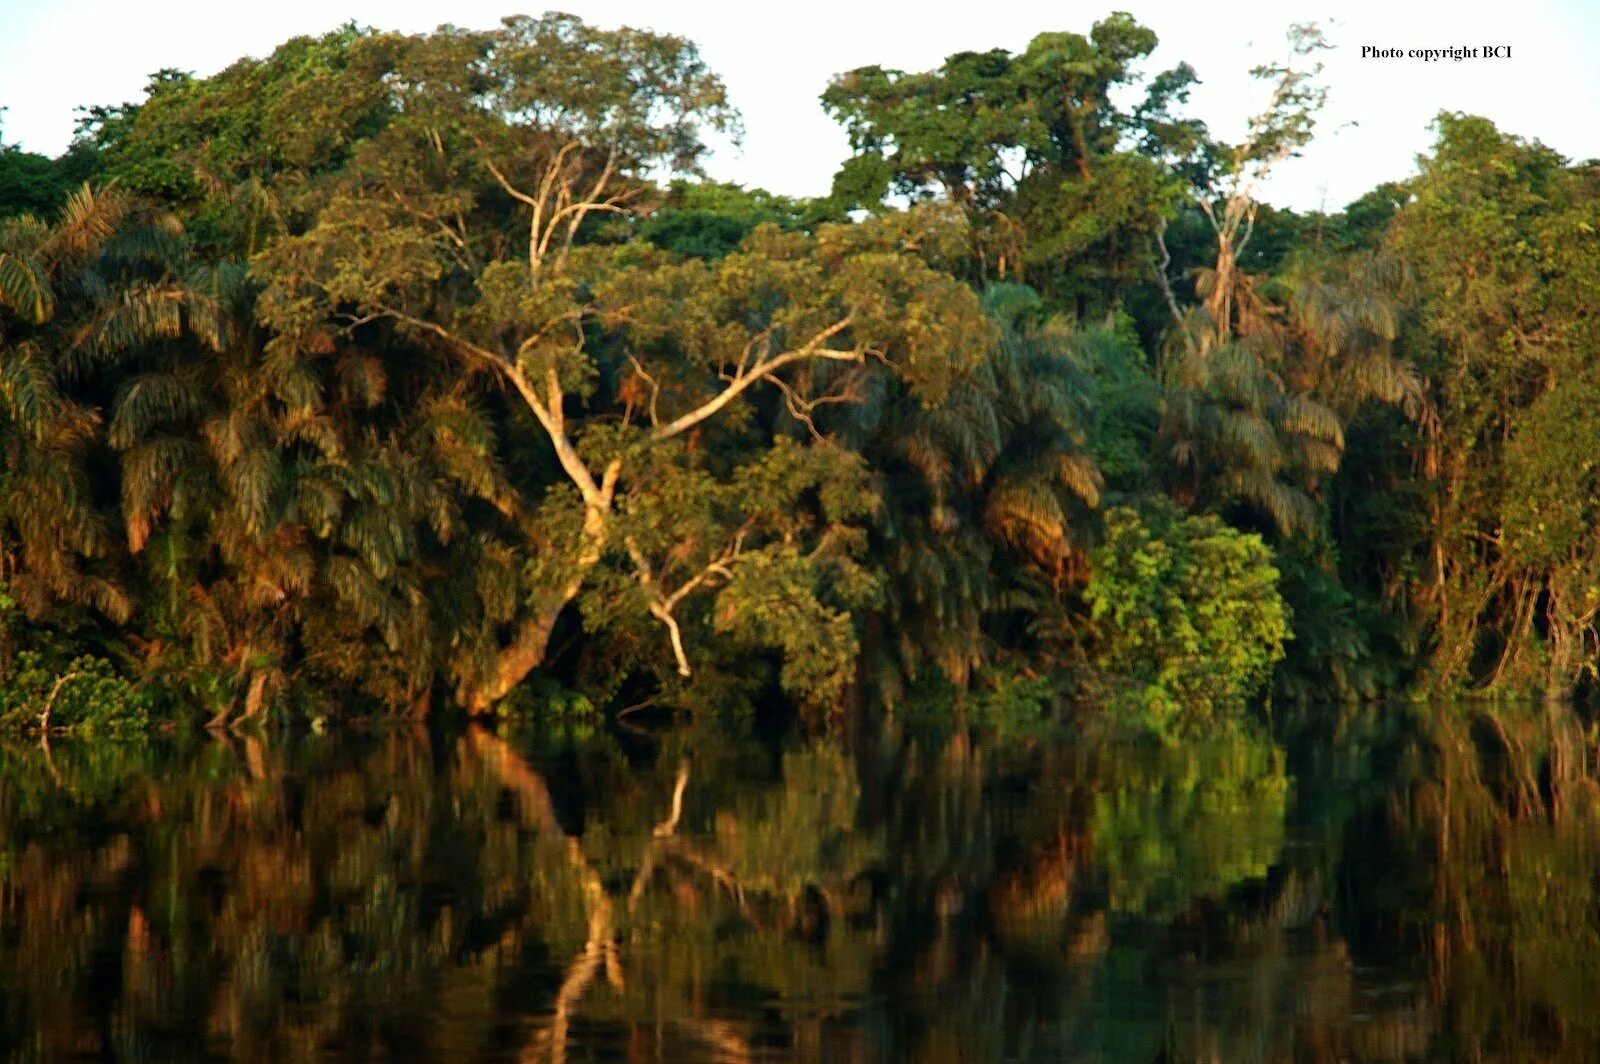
[1, 0, 1596, 212]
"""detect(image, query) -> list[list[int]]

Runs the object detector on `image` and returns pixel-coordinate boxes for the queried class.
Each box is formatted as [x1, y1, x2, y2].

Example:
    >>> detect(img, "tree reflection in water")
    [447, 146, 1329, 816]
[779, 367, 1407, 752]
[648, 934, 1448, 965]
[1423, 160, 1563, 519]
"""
[3, 705, 1600, 1061]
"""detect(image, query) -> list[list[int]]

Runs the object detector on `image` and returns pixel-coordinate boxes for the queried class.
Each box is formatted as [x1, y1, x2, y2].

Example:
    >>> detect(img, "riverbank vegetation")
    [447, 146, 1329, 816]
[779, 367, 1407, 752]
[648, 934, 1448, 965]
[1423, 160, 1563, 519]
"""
[1, 13, 1597, 733]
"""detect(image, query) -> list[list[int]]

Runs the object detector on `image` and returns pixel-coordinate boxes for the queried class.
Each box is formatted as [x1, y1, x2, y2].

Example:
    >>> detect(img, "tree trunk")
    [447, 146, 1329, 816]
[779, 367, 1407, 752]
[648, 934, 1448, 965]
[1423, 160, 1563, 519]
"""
[463, 508, 611, 714]
[465, 607, 564, 715]
[1207, 242, 1236, 336]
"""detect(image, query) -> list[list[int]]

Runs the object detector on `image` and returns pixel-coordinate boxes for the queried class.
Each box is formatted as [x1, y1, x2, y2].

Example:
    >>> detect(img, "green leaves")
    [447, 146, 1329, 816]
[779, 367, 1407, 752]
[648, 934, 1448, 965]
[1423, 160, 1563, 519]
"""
[1085, 502, 1289, 733]
[0, 249, 51, 323]
[570, 437, 879, 705]
[0, 339, 62, 441]
[822, 15, 1188, 303]
[477, 13, 736, 160]
[822, 17, 1164, 209]
[0, 651, 151, 736]
[1502, 374, 1600, 569]
[14, 10, 1573, 725]
[713, 543, 873, 707]
[1372, 114, 1600, 694]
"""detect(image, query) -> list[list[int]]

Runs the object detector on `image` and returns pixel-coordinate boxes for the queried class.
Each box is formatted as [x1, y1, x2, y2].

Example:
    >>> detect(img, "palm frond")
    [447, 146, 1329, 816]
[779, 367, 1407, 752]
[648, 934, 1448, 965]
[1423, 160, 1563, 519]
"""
[0, 250, 53, 323]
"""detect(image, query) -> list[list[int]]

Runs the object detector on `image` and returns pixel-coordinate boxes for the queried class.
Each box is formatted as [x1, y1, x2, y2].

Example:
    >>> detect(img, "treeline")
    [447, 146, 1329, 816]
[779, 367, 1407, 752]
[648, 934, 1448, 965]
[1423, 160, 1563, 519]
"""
[0, 14, 1596, 731]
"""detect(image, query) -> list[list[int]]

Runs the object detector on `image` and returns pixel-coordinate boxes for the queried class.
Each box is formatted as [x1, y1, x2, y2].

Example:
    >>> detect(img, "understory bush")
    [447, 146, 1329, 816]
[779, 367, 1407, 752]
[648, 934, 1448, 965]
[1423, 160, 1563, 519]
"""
[1084, 502, 1290, 734]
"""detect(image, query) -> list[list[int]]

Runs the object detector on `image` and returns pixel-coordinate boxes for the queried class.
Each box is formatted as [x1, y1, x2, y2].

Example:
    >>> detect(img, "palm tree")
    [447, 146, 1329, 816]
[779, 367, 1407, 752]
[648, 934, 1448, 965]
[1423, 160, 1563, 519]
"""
[2, 182, 523, 723]
[110, 269, 520, 722]
[1158, 247, 1428, 537]
[1, 185, 222, 626]
[842, 283, 1103, 700]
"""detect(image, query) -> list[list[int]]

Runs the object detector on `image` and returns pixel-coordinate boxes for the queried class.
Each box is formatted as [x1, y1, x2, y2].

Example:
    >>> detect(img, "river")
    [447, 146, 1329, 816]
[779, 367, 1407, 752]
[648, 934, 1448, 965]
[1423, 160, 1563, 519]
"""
[2, 702, 1596, 1061]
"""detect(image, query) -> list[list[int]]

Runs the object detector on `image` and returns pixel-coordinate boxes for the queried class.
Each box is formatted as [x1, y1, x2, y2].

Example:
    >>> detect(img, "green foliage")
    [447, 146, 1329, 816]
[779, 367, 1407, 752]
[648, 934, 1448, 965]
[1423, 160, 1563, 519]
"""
[5, 11, 1598, 728]
[0, 651, 150, 735]
[1376, 113, 1600, 695]
[0, 145, 90, 221]
[1157, 247, 1424, 538]
[494, 673, 596, 721]
[843, 282, 1103, 700]
[1500, 376, 1600, 570]
[1084, 502, 1289, 732]
[1272, 537, 1401, 703]
[1081, 311, 1160, 497]
[823, 14, 1192, 305]
[638, 180, 840, 258]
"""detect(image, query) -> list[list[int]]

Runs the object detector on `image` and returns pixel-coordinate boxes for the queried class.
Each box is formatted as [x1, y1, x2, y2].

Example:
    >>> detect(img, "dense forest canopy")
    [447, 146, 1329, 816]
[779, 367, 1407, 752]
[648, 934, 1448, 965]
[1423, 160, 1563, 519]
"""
[1, 12, 1598, 734]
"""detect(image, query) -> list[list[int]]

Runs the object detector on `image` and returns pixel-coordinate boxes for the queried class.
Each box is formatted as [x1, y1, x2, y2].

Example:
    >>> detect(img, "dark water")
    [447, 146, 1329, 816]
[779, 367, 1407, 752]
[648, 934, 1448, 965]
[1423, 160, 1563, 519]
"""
[3, 704, 1599, 1062]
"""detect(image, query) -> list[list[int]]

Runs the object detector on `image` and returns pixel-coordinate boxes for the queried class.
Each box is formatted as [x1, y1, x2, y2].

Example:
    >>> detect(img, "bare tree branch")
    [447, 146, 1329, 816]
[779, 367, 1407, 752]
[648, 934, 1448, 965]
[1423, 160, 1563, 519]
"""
[649, 316, 861, 443]
[1152, 220, 1185, 330]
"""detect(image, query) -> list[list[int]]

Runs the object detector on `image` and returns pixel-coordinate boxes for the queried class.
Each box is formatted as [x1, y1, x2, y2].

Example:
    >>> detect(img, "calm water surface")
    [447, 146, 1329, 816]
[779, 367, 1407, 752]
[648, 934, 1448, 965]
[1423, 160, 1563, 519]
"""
[3, 704, 1598, 1061]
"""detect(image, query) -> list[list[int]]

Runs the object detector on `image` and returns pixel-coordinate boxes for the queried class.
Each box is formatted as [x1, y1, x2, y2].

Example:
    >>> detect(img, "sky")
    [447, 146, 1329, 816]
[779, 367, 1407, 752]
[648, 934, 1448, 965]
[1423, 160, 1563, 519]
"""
[1, 0, 1597, 212]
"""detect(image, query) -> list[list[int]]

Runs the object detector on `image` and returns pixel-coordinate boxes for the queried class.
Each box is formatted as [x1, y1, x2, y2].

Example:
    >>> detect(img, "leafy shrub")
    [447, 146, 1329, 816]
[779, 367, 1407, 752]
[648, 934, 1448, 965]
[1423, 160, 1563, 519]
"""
[0, 651, 151, 736]
[1084, 501, 1289, 733]
[497, 675, 596, 717]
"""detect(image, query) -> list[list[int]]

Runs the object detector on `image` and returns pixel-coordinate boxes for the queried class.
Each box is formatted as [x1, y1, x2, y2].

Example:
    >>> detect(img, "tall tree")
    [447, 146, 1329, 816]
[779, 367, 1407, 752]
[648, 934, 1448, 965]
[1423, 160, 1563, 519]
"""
[0, 186, 225, 629]
[244, 18, 990, 711]
[823, 14, 1197, 308]
[1384, 114, 1600, 697]
[834, 283, 1103, 698]
[1152, 25, 1427, 537]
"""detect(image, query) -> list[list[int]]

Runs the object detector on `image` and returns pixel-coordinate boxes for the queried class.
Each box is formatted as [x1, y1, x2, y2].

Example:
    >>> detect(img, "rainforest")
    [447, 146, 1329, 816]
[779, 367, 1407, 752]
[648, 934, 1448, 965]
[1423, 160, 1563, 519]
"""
[2, 15, 1597, 733]
[3, 12, 1600, 1061]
